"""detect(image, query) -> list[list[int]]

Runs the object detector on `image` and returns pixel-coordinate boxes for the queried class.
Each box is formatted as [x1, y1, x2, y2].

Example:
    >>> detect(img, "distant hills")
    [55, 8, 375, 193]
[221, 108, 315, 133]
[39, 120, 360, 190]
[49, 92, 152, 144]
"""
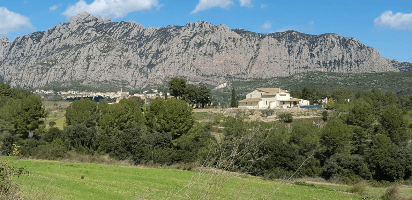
[0, 12, 411, 89]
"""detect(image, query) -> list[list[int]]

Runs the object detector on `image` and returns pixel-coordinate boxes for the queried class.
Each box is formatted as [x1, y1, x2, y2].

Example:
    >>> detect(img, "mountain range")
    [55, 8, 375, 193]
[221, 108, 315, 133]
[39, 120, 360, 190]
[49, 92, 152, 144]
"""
[0, 12, 411, 89]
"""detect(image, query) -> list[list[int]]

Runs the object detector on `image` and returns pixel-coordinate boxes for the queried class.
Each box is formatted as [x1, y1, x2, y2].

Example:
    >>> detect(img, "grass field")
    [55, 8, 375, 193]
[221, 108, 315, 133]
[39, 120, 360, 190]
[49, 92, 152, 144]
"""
[42, 100, 70, 130]
[3, 156, 410, 200]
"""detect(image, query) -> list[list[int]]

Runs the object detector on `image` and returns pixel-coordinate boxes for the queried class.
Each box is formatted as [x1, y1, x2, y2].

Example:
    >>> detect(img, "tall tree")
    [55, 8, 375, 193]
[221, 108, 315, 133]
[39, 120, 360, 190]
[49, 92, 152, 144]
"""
[145, 98, 194, 139]
[320, 119, 354, 158]
[65, 98, 99, 128]
[197, 85, 211, 108]
[379, 104, 410, 146]
[168, 78, 186, 99]
[230, 88, 238, 108]
[184, 85, 199, 107]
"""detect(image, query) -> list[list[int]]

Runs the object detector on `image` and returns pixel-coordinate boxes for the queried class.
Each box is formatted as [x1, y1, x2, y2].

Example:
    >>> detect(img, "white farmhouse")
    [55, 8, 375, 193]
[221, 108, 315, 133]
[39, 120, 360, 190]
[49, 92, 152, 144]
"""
[238, 88, 310, 109]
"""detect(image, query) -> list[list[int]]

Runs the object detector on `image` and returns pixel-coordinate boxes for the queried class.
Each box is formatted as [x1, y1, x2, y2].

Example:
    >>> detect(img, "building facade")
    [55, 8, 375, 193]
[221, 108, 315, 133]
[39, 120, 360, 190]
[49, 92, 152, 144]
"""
[238, 88, 310, 109]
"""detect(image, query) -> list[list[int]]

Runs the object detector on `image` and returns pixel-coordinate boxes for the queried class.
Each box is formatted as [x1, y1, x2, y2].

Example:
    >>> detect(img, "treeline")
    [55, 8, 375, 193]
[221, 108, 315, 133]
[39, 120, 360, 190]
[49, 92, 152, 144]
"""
[1, 96, 213, 165]
[1, 82, 412, 184]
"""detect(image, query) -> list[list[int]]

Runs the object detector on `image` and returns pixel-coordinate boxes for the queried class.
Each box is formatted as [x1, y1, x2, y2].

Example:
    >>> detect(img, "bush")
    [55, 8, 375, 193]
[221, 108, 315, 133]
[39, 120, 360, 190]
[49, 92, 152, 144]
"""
[321, 154, 372, 181]
[278, 113, 293, 123]
[347, 183, 366, 195]
[32, 138, 68, 159]
[321, 111, 328, 121]
[381, 186, 402, 200]
[0, 161, 29, 199]
[261, 109, 274, 117]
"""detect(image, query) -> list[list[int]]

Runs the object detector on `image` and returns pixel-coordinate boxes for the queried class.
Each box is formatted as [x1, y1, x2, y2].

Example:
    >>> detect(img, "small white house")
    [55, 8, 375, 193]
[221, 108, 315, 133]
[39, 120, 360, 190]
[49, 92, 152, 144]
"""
[238, 88, 310, 109]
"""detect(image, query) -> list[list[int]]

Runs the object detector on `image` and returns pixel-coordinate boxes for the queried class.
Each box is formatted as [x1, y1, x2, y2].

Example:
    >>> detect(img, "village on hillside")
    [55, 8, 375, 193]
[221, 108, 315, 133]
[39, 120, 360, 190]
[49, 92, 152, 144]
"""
[34, 87, 325, 109]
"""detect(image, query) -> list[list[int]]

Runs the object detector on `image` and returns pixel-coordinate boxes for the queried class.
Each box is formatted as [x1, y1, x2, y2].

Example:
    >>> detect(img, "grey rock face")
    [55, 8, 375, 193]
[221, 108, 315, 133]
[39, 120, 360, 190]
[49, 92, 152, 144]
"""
[0, 13, 410, 89]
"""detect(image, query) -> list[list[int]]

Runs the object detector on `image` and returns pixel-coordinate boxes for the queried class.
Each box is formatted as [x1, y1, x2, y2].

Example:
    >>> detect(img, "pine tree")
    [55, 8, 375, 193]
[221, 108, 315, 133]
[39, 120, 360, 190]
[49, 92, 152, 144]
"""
[230, 88, 238, 108]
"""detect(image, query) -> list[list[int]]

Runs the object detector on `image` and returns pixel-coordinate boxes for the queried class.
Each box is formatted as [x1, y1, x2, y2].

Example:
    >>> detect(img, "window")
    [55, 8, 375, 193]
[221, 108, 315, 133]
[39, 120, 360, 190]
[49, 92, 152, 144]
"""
[280, 94, 286, 96]
[250, 95, 252, 98]
[266, 101, 267, 105]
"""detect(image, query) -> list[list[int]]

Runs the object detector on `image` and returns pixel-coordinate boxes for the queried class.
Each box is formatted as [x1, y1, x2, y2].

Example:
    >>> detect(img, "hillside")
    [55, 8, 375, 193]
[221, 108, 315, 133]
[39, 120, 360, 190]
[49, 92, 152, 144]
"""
[1, 13, 411, 89]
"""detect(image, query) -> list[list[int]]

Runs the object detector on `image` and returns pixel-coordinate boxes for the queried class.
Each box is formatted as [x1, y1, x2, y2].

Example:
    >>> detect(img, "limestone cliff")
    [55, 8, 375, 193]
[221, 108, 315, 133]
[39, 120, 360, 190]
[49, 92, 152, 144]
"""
[0, 13, 410, 89]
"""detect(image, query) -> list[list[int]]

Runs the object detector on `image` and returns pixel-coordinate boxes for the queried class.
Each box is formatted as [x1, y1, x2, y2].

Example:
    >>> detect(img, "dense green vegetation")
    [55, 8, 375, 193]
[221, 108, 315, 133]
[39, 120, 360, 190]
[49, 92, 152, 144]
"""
[1, 81, 412, 199]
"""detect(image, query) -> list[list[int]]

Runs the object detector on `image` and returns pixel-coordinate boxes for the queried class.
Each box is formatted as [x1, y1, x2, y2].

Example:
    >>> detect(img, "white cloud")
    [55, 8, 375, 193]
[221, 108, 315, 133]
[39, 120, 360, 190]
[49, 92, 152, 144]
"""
[191, 0, 234, 14]
[260, 4, 266, 9]
[239, 0, 251, 7]
[0, 7, 32, 36]
[62, 0, 159, 19]
[49, 5, 59, 11]
[191, 0, 251, 14]
[262, 21, 272, 31]
[374, 10, 412, 29]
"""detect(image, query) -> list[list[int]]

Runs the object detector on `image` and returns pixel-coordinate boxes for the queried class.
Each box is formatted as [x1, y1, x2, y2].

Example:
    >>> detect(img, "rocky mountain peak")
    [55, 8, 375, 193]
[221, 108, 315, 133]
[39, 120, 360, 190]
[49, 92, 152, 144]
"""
[0, 14, 410, 89]
[0, 36, 9, 42]
[68, 13, 111, 26]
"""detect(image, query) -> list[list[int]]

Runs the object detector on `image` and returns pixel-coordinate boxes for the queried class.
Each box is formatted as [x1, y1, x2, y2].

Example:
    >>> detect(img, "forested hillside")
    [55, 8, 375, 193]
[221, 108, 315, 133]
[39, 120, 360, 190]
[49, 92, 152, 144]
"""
[1, 83, 412, 185]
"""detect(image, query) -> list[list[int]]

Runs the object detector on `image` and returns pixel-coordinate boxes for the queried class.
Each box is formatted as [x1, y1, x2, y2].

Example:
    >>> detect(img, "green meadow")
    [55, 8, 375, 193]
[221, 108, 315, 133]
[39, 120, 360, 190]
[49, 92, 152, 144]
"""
[3, 156, 409, 200]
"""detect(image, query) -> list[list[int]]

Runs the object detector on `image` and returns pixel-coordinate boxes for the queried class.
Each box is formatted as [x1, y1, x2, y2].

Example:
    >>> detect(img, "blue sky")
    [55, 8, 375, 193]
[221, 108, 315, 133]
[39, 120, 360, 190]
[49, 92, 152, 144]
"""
[1, 0, 411, 62]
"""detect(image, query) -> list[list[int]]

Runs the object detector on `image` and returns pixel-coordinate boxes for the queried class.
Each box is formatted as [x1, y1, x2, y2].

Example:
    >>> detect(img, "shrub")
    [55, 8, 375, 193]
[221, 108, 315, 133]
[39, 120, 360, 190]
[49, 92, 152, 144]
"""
[347, 183, 366, 195]
[381, 186, 402, 200]
[33, 138, 68, 159]
[321, 111, 328, 121]
[49, 121, 56, 127]
[261, 109, 274, 117]
[321, 154, 372, 181]
[0, 161, 29, 199]
[278, 113, 293, 123]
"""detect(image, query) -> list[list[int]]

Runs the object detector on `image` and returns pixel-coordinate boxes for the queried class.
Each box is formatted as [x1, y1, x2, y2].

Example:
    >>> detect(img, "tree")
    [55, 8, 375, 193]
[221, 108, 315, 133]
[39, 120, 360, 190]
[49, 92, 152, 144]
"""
[99, 98, 146, 133]
[290, 122, 320, 156]
[130, 96, 145, 108]
[197, 85, 211, 108]
[184, 85, 211, 108]
[367, 134, 404, 181]
[62, 124, 97, 153]
[168, 78, 186, 99]
[302, 87, 325, 104]
[184, 85, 199, 107]
[320, 119, 354, 158]
[145, 98, 194, 139]
[230, 88, 238, 108]
[379, 104, 410, 146]
[325, 97, 336, 109]
[11, 95, 46, 138]
[345, 99, 375, 130]
[331, 88, 353, 103]
[65, 98, 99, 128]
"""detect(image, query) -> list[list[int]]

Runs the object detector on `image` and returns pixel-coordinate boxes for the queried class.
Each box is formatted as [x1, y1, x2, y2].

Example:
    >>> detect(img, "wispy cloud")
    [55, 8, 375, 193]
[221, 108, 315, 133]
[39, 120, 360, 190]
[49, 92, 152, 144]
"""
[191, 0, 233, 14]
[260, 4, 267, 9]
[62, 0, 160, 19]
[49, 5, 59, 11]
[374, 11, 412, 29]
[276, 21, 315, 32]
[239, 0, 251, 7]
[191, 0, 252, 14]
[261, 21, 272, 31]
[0, 7, 33, 36]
